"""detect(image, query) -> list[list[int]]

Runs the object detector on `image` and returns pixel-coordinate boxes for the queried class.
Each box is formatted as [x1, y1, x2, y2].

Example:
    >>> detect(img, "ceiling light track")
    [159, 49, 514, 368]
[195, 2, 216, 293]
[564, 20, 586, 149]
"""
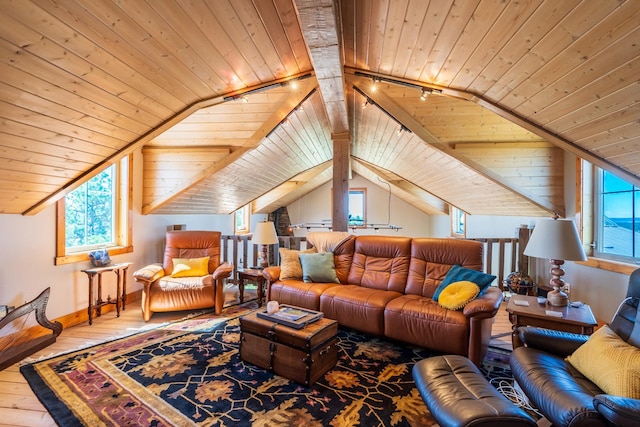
[353, 71, 443, 95]
[353, 85, 412, 134]
[223, 73, 314, 102]
[289, 222, 402, 232]
[265, 88, 318, 138]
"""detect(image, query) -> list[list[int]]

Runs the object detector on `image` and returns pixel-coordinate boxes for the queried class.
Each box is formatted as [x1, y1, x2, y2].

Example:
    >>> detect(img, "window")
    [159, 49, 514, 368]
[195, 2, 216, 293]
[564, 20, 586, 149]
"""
[56, 156, 132, 265]
[348, 189, 366, 227]
[235, 205, 250, 234]
[451, 207, 466, 237]
[594, 169, 640, 261]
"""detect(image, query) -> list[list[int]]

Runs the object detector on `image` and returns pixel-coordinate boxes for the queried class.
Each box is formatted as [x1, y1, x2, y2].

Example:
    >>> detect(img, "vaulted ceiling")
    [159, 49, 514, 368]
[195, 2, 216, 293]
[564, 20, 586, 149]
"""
[1, 0, 638, 218]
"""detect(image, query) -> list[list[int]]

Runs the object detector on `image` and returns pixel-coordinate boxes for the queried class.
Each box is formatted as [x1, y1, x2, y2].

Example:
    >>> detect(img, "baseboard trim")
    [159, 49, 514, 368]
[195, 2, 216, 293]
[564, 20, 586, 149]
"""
[54, 290, 143, 330]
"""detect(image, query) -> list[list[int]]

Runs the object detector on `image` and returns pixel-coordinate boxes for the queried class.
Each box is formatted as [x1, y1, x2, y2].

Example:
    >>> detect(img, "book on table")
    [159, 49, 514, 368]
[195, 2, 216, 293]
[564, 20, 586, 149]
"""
[257, 304, 323, 329]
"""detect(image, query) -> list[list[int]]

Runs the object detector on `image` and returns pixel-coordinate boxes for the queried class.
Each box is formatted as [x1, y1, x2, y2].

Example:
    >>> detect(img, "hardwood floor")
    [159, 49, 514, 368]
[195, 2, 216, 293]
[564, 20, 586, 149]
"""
[0, 286, 514, 427]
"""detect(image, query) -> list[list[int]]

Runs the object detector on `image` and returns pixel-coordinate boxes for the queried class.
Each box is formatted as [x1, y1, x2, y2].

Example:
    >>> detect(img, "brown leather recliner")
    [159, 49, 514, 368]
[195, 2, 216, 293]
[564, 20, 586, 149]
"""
[133, 231, 233, 321]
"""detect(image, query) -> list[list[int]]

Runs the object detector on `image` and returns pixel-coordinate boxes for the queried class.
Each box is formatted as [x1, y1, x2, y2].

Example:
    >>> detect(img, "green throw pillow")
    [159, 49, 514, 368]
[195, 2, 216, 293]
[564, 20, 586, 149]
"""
[433, 264, 496, 301]
[299, 252, 339, 283]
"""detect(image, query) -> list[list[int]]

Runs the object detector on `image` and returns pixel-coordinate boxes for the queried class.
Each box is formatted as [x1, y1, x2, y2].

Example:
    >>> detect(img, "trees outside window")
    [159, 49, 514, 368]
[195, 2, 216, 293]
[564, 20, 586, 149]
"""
[55, 156, 132, 265]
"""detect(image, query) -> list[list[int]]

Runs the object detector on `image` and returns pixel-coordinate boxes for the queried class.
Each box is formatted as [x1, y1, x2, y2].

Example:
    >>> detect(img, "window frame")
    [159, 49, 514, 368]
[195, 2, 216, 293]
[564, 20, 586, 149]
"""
[55, 155, 133, 265]
[348, 188, 366, 227]
[450, 206, 466, 238]
[577, 159, 638, 275]
[234, 205, 250, 234]
[593, 167, 639, 263]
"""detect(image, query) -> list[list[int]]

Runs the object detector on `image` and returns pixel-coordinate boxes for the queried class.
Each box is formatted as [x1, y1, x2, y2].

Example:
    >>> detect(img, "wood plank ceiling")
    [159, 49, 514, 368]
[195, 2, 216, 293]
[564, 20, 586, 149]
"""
[0, 0, 638, 219]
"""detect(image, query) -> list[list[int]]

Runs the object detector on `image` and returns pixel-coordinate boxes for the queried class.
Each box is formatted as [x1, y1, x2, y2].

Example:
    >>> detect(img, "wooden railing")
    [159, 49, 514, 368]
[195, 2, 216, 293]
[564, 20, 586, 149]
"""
[221, 227, 532, 290]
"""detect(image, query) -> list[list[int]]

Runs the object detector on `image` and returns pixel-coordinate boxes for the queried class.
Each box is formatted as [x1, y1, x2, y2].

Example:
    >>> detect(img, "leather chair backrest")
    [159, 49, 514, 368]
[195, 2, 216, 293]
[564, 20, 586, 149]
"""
[405, 238, 484, 297]
[346, 235, 412, 292]
[162, 230, 222, 275]
[609, 268, 640, 348]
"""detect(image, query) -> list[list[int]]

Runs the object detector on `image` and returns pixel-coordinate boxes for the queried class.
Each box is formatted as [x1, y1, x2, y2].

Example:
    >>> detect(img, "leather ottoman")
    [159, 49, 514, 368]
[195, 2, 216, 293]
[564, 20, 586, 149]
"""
[412, 355, 536, 427]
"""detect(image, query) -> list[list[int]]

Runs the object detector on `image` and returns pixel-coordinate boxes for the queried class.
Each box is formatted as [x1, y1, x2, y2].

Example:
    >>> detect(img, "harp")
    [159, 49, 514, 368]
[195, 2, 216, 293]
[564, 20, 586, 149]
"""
[0, 287, 62, 370]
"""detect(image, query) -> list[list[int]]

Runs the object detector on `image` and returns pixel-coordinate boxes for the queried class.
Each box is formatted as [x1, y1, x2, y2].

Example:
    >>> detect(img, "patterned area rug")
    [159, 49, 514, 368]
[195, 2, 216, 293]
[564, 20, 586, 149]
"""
[21, 304, 514, 427]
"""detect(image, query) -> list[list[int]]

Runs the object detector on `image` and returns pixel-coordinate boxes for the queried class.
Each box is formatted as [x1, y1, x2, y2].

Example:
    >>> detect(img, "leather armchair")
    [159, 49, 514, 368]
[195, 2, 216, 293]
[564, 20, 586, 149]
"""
[133, 230, 233, 321]
[509, 269, 640, 427]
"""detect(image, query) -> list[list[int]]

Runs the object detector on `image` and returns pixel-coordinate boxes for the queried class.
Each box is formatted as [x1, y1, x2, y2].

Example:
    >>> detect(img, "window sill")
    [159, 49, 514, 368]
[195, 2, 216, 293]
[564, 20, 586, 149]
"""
[576, 257, 639, 275]
[55, 245, 133, 266]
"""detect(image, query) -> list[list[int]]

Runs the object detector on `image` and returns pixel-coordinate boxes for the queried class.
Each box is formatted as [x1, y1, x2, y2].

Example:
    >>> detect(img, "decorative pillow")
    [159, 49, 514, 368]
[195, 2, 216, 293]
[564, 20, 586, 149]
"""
[299, 252, 339, 283]
[171, 256, 210, 278]
[279, 248, 317, 280]
[566, 325, 640, 399]
[438, 281, 480, 310]
[433, 265, 496, 301]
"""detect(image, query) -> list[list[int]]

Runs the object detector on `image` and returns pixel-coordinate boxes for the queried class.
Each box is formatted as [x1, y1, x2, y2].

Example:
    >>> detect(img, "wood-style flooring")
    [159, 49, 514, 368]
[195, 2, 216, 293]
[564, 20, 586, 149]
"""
[0, 285, 514, 427]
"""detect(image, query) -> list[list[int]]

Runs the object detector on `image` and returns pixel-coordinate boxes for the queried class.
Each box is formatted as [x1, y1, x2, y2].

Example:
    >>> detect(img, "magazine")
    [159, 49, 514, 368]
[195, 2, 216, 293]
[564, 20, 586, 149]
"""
[257, 304, 323, 329]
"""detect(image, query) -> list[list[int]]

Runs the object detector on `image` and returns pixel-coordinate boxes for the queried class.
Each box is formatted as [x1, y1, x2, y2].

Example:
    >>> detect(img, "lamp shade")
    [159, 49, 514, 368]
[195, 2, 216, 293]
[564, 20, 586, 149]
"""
[252, 221, 278, 245]
[524, 218, 587, 261]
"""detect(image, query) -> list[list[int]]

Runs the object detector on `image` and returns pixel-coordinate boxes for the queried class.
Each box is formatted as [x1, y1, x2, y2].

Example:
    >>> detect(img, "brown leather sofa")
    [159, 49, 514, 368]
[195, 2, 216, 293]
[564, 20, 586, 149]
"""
[263, 235, 503, 365]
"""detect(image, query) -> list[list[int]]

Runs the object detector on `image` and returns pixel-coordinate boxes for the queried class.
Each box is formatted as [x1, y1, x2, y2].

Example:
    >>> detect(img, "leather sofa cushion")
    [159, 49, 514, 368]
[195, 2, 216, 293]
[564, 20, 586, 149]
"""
[320, 285, 402, 336]
[406, 238, 484, 297]
[385, 294, 469, 355]
[346, 236, 411, 292]
[269, 280, 340, 311]
[150, 275, 216, 312]
[510, 346, 606, 427]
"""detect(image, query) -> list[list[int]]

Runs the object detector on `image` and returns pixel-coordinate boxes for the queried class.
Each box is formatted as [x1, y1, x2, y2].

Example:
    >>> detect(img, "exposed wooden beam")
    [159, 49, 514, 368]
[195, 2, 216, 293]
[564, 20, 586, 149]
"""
[22, 72, 315, 216]
[354, 159, 448, 214]
[294, 0, 348, 134]
[347, 73, 563, 216]
[345, 67, 640, 190]
[141, 83, 318, 214]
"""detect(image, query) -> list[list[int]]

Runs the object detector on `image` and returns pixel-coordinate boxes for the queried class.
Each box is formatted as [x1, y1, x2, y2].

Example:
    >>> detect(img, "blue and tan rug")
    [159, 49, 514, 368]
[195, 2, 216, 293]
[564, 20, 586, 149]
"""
[21, 304, 514, 426]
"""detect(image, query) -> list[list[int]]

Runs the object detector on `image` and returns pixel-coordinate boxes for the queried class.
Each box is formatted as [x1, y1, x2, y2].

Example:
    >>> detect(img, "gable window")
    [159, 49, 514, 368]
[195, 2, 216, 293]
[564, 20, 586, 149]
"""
[55, 156, 133, 265]
[348, 189, 366, 227]
[594, 169, 640, 262]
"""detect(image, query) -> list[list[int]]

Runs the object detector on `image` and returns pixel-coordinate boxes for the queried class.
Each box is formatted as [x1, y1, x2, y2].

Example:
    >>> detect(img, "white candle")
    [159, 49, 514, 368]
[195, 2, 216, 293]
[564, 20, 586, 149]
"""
[267, 301, 279, 314]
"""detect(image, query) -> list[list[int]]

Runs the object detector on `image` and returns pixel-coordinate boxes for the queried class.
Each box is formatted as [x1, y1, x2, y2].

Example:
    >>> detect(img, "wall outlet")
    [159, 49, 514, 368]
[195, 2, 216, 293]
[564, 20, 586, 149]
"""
[564, 282, 570, 296]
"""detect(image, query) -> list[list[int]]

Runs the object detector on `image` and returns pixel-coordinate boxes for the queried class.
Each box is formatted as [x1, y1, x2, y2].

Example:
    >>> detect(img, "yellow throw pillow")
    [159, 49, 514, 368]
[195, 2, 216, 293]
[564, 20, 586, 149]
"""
[566, 325, 640, 398]
[279, 248, 316, 280]
[172, 256, 210, 278]
[438, 281, 480, 310]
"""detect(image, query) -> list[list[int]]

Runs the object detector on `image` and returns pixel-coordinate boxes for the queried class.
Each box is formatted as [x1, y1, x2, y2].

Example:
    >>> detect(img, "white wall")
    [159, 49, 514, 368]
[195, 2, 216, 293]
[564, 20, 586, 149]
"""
[287, 174, 432, 238]
[0, 152, 632, 324]
[0, 207, 235, 320]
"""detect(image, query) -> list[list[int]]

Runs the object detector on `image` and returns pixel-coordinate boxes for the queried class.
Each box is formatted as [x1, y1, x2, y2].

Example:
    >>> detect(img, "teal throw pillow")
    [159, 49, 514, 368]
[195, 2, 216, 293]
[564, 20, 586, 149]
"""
[433, 264, 496, 301]
[299, 252, 340, 283]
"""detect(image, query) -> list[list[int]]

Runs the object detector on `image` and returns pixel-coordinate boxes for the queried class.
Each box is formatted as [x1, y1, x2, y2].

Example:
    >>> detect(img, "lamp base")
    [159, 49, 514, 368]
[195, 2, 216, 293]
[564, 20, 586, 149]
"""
[547, 289, 568, 307]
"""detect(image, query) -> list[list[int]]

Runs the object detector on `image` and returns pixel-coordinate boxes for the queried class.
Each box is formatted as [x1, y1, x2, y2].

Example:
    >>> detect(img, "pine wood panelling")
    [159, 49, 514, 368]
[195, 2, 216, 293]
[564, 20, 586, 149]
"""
[0, 0, 638, 217]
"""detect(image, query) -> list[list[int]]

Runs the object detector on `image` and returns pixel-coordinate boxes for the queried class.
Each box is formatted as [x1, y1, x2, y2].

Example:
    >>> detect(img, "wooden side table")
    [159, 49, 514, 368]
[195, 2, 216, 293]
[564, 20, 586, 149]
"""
[237, 268, 266, 307]
[81, 262, 133, 325]
[506, 295, 597, 348]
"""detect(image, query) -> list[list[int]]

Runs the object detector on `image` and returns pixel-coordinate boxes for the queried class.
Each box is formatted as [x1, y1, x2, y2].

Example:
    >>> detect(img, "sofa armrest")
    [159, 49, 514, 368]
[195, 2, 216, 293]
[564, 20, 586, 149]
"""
[213, 262, 233, 281]
[133, 263, 165, 284]
[517, 326, 589, 357]
[463, 286, 503, 318]
[263, 266, 281, 282]
[594, 394, 640, 427]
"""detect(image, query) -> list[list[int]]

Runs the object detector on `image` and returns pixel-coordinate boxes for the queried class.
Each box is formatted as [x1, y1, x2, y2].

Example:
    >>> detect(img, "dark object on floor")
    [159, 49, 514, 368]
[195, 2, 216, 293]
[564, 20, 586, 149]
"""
[0, 287, 62, 371]
[510, 269, 640, 427]
[413, 354, 536, 427]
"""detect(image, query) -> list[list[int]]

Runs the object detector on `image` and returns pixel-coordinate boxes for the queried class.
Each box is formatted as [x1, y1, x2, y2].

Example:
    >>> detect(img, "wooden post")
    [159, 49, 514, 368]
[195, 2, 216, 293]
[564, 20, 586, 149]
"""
[332, 132, 350, 232]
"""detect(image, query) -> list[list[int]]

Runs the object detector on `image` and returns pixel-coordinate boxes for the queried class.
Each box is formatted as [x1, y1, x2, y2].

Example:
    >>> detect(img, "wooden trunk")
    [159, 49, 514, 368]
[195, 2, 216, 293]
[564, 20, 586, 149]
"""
[239, 311, 338, 386]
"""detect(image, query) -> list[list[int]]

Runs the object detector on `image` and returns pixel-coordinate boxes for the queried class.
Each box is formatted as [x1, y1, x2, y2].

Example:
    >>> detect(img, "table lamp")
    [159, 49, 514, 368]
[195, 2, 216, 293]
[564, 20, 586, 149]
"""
[523, 217, 587, 306]
[252, 221, 278, 269]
